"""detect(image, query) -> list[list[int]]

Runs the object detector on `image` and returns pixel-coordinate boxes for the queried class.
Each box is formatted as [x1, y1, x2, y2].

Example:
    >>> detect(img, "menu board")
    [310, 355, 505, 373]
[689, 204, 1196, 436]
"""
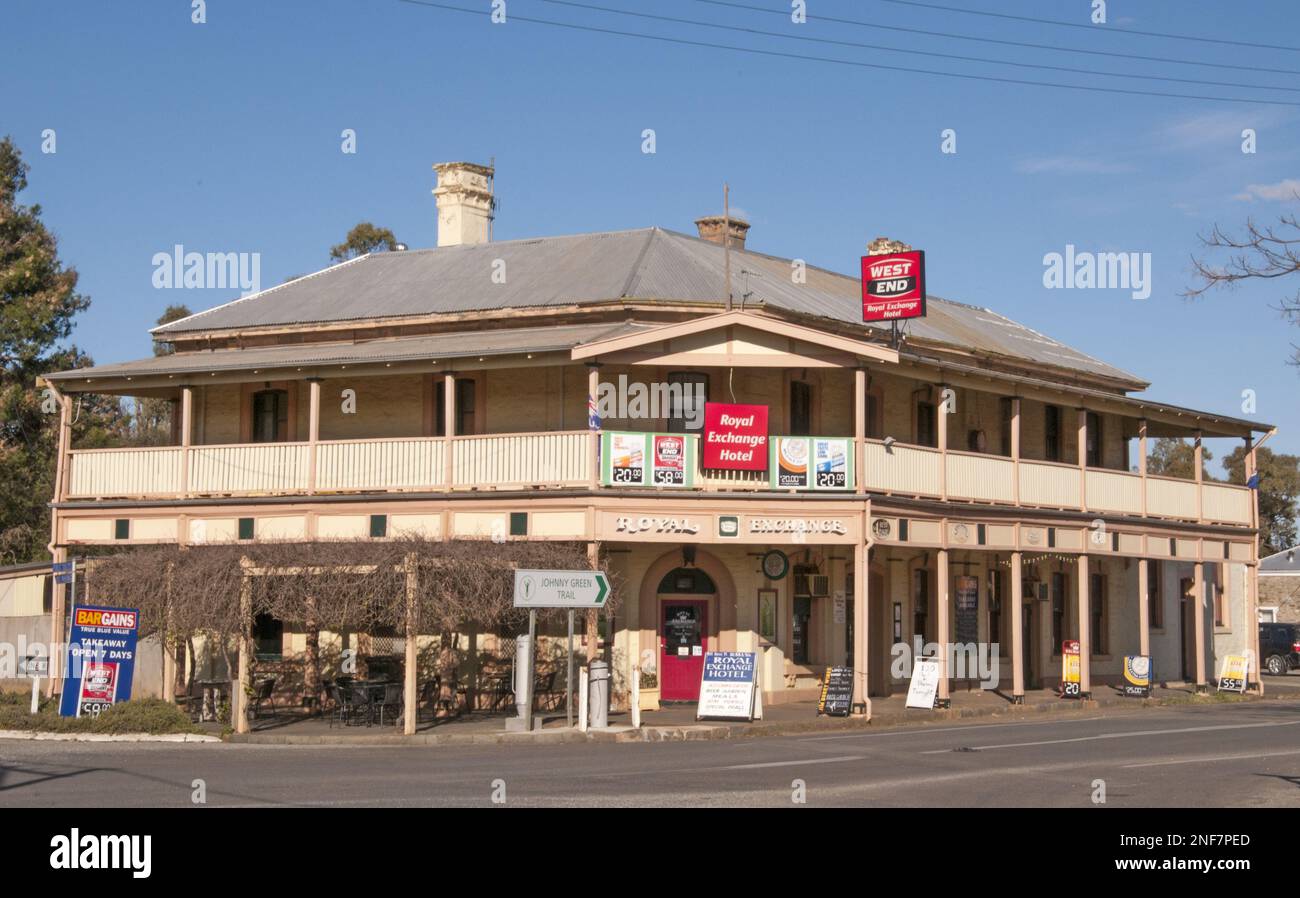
[696, 652, 759, 721]
[817, 666, 853, 717]
[905, 657, 941, 710]
[955, 576, 979, 646]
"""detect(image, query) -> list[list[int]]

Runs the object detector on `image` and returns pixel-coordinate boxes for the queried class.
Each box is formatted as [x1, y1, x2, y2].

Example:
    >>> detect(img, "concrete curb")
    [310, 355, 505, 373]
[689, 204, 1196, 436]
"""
[0, 730, 221, 743]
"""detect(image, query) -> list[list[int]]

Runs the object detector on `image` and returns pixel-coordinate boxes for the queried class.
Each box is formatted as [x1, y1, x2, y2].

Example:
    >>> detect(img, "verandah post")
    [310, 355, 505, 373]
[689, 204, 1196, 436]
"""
[404, 552, 418, 736]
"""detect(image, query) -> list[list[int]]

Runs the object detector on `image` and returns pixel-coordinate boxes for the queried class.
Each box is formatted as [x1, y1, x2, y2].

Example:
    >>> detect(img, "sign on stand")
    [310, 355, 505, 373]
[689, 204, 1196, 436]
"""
[905, 657, 941, 710]
[20, 653, 49, 715]
[58, 606, 140, 718]
[1122, 655, 1152, 698]
[697, 652, 761, 721]
[817, 666, 853, 717]
[1217, 653, 1250, 693]
[1060, 640, 1082, 698]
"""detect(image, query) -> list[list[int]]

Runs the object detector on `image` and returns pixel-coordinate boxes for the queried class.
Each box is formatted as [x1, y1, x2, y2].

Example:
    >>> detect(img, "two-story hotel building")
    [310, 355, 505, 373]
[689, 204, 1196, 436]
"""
[41, 162, 1271, 715]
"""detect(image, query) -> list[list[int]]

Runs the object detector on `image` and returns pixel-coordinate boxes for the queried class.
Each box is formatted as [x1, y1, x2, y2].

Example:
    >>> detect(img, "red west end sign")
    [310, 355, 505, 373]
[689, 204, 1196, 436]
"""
[702, 402, 768, 471]
[861, 249, 926, 322]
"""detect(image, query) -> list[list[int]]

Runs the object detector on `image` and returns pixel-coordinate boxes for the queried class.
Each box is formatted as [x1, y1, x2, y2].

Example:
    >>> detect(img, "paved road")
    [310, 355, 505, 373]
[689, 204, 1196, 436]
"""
[4, 700, 1300, 807]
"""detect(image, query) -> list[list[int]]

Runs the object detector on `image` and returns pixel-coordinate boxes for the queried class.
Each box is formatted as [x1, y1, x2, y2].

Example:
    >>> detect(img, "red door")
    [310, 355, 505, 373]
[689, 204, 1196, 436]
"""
[661, 599, 709, 701]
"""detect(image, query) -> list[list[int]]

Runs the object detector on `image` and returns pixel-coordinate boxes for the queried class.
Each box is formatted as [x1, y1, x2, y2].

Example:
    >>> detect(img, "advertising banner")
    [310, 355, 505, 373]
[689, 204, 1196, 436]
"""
[861, 249, 926, 322]
[696, 651, 760, 721]
[770, 436, 853, 490]
[702, 403, 768, 471]
[1061, 639, 1082, 698]
[1122, 654, 1152, 697]
[601, 432, 694, 487]
[59, 605, 140, 718]
[1217, 653, 1250, 693]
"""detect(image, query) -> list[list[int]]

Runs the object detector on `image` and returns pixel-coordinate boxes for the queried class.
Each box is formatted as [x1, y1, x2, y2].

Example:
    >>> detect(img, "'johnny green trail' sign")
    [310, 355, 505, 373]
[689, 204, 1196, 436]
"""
[513, 570, 610, 609]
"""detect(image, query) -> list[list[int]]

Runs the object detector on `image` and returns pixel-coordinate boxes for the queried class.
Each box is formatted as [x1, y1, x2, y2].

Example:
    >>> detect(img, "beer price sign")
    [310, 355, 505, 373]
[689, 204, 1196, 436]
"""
[861, 249, 926, 322]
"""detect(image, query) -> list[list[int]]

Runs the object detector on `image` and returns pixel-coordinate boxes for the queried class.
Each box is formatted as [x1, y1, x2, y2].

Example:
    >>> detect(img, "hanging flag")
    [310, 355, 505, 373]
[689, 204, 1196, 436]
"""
[1247, 472, 1260, 490]
[587, 394, 601, 430]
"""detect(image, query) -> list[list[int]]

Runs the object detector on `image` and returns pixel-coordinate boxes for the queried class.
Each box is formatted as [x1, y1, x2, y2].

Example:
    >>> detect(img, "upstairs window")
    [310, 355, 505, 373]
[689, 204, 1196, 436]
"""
[789, 380, 813, 435]
[1044, 405, 1062, 462]
[1086, 411, 1103, 467]
[434, 377, 479, 436]
[252, 389, 288, 443]
[667, 372, 707, 433]
[916, 400, 937, 448]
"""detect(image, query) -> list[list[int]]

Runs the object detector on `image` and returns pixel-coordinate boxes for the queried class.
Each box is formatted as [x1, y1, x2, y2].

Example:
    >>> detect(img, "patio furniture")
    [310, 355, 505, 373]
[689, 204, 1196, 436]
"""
[482, 673, 514, 711]
[378, 682, 403, 726]
[250, 677, 277, 719]
[348, 682, 377, 727]
[323, 681, 342, 727]
[533, 670, 558, 711]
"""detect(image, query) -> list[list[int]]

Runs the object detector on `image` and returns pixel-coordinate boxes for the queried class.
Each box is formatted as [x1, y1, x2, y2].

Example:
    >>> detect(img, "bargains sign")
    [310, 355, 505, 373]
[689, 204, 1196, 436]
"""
[59, 604, 140, 718]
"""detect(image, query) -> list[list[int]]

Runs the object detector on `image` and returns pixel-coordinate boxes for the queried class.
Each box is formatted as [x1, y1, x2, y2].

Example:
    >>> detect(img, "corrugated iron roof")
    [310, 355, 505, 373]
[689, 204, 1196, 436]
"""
[153, 227, 1146, 386]
[48, 320, 654, 381]
[1262, 547, 1300, 574]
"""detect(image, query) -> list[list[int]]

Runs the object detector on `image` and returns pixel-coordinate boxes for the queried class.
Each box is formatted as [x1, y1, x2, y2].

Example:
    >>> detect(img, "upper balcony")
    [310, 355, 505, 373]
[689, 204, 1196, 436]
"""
[45, 311, 1267, 532]
[60, 427, 1255, 527]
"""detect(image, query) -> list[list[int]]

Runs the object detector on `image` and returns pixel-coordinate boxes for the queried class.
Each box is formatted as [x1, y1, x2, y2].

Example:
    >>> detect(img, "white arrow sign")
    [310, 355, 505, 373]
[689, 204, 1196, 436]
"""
[513, 569, 610, 609]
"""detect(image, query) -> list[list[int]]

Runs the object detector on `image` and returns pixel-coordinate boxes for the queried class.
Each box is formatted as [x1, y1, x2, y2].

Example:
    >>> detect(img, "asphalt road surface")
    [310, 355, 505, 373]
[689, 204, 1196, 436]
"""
[4, 700, 1300, 807]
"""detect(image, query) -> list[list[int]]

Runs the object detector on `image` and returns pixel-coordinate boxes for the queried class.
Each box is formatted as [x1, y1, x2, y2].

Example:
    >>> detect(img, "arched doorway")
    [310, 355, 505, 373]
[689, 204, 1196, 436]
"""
[657, 567, 717, 702]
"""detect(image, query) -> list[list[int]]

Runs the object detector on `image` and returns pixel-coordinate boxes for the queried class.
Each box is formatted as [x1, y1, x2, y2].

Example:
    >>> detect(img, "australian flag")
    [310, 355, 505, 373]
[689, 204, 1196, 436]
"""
[587, 394, 601, 430]
[1247, 472, 1260, 490]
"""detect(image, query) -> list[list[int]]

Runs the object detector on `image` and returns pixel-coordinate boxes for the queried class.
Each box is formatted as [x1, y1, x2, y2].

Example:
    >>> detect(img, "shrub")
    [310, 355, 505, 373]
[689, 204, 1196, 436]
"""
[0, 697, 199, 735]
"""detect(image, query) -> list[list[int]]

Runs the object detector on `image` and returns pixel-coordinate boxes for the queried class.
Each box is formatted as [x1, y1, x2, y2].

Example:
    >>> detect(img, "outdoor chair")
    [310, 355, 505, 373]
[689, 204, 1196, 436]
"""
[250, 678, 277, 719]
[348, 684, 376, 727]
[323, 682, 343, 727]
[178, 681, 205, 723]
[378, 682, 403, 726]
[533, 670, 558, 711]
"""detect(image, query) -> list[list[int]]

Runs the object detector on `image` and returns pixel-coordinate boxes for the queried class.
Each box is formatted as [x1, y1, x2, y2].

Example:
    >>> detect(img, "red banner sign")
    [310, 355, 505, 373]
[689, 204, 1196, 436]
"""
[861, 249, 926, 322]
[702, 403, 768, 471]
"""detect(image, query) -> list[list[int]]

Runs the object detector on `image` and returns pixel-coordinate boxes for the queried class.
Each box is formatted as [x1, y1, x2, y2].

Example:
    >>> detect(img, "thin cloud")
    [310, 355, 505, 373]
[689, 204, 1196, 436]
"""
[1233, 178, 1300, 202]
[1015, 156, 1135, 175]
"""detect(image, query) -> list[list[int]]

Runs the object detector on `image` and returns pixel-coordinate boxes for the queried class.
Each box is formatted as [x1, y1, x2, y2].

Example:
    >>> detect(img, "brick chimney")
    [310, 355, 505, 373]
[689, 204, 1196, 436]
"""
[433, 161, 495, 247]
[866, 236, 914, 256]
[694, 214, 750, 251]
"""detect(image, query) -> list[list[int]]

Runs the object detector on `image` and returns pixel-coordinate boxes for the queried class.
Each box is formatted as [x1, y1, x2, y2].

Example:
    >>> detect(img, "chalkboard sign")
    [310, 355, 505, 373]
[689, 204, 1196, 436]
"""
[818, 666, 853, 717]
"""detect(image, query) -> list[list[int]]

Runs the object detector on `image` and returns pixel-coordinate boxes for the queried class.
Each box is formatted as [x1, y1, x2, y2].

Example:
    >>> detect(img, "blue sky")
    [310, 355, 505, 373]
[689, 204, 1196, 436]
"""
[5, 0, 1300, 468]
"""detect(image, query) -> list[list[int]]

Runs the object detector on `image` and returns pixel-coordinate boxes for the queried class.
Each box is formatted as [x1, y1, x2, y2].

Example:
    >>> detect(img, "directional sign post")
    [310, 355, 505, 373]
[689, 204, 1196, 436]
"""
[512, 569, 611, 732]
[512, 569, 610, 609]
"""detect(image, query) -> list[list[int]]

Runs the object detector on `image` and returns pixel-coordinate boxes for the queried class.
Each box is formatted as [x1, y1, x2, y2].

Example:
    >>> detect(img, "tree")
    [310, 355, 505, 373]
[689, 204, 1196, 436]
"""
[1145, 437, 1216, 481]
[1222, 444, 1300, 555]
[328, 222, 400, 262]
[1185, 208, 1300, 367]
[0, 136, 130, 564]
[152, 303, 191, 356]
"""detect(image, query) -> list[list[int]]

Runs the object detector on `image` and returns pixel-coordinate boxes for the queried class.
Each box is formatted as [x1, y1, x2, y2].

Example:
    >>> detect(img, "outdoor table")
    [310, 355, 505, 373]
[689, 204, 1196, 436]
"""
[350, 680, 397, 726]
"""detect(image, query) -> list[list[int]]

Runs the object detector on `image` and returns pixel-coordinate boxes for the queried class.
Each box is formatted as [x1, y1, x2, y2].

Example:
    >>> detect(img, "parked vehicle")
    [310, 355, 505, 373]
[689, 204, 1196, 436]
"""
[1259, 622, 1300, 676]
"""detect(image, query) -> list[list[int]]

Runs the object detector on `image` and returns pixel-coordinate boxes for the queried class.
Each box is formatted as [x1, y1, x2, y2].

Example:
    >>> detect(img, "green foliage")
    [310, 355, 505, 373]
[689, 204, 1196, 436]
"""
[0, 694, 200, 735]
[1145, 437, 1215, 481]
[0, 135, 132, 564]
[1222, 445, 1300, 554]
[329, 221, 400, 262]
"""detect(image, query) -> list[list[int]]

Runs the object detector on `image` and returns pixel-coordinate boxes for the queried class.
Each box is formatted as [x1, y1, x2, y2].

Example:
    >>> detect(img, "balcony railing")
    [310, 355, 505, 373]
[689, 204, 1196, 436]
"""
[63, 430, 1254, 526]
